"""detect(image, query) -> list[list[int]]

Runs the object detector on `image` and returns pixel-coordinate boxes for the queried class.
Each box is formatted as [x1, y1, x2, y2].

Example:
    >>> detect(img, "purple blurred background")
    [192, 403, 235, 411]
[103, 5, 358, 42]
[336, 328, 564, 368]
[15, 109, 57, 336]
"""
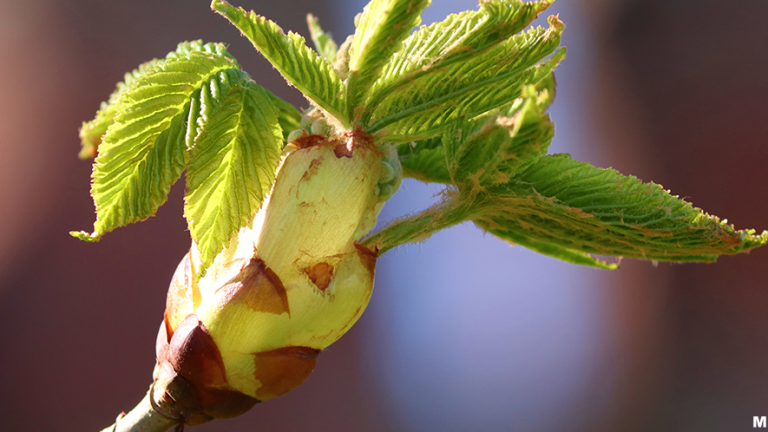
[0, 0, 766, 431]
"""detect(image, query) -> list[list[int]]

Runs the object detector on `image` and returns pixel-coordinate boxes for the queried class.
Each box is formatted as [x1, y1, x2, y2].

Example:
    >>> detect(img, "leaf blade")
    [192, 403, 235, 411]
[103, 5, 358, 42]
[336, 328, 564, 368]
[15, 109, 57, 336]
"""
[444, 84, 555, 193]
[307, 14, 338, 62]
[368, 18, 565, 140]
[185, 80, 283, 274]
[473, 154, 768, 264]
[264, 89, 302, 143]
[211, 0, 347, 126]
[362, 0, 552, 124]
[79, 58, 163, 159]
[346, 0, 431, 120]
[75, 44, 242, 241]
[398, 137, 452, 184]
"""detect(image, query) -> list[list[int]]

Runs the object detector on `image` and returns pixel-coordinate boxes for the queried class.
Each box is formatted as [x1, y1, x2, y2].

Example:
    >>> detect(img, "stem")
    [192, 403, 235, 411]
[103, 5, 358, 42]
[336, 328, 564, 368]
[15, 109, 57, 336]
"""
[363, 196, 473, 254]
[101, 390, 179, 432]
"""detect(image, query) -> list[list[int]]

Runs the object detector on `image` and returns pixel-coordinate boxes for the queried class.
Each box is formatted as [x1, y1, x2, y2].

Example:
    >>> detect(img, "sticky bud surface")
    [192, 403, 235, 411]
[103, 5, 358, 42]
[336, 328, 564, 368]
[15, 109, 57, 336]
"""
[154, 133, 393, 423]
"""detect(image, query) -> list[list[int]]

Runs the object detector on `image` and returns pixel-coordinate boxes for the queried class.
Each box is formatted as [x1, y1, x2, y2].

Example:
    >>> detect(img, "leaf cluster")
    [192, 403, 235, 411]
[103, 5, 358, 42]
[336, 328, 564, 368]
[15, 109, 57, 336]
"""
[74, 0, 766, 274]
[381, 76, 767, 267]
[73, 41, 299, 275]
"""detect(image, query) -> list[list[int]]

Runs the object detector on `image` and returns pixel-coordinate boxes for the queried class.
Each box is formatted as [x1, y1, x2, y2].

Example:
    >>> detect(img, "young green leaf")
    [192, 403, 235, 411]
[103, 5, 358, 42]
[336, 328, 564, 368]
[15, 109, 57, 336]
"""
[184, 69, 241, 150]
[525, 72, 557, 113]
[369, 151, 767, 265]
[399, 137, 452, 184]
[367, 17, 565, 141]
[211, 0, 347, 126]
[171, 40, 238, 58]
[79, 58, 162, 159]
[361, 0, 552, 125]
[397, 75, 557, 185]
[307, 14, 338, 62]
[197, 80, 299, 145]
[472, 154, 768, 264]
[346, 0, 431, 121]
[185, 79, 282, 275]
[79, 40, 239, 161]
[482, 228, 619, 269]
[444, 85, 554, 194]
[264, 89, 302, 143]
[71, 43, 242, 242]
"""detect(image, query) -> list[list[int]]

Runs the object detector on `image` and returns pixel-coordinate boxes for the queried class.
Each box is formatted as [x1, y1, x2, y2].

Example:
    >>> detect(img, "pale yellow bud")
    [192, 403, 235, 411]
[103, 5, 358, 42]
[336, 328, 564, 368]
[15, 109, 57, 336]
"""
[153, 132, 394, 421]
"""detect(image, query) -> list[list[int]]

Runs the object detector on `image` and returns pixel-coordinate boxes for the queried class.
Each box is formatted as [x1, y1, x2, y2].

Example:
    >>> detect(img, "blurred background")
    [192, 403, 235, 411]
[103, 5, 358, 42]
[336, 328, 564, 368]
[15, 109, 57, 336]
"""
[0, 0, 766, 431]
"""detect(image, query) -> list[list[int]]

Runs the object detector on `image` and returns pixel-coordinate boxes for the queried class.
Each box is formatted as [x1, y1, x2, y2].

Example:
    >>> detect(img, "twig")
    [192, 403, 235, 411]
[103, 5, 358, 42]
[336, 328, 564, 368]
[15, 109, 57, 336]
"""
[100, 390, 179, 432]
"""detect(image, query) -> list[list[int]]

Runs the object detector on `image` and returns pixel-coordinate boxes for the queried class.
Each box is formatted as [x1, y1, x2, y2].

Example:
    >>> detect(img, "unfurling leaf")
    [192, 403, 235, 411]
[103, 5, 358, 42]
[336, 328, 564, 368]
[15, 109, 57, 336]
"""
[346, 0, 431, 121]
[78, 58, 162, 159]
[399, 137, 451, 184]
[185, 79, 283, 276]
[398, 76, 557, 185]
[473, 154, 768, 266]
[371, 78, 766, 266]
[307, 14, 338, 62]
[76, 0, 767, 274]
[367, 17, 565, 141]
[444, 85, 554, 194]
[362, 0, 552, 125]
[211, 0, 347, 126]
[264, 89, 302, 143]
[71, 42, 245, 242]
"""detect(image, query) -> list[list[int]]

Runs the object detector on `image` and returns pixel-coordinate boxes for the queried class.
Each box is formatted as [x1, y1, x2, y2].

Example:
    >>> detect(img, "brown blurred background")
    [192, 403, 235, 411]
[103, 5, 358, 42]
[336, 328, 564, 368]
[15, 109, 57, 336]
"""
[0, 0, 766, 431]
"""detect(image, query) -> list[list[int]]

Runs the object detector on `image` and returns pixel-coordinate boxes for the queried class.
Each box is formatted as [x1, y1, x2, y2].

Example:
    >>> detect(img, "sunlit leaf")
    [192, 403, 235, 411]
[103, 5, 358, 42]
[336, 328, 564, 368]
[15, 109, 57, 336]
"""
[367, 17, 565, 141]
[264, 89, 301, 143]
[444, 85, 554, 194]
[185, 79, 282, 274]
[79, 58, 162, 159]
[362, 0, 552, 125]
[307, 14, 338, 62]
[346, 0, 430, 120]
[72, 42, 242, 241]
[473, 154, 768, 264]
[212, 0, 347, 125]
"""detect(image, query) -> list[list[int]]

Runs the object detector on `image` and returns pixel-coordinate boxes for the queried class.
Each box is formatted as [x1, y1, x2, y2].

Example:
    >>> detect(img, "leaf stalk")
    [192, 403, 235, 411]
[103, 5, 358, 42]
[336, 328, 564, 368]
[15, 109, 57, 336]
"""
[363, 194, 472, 254]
